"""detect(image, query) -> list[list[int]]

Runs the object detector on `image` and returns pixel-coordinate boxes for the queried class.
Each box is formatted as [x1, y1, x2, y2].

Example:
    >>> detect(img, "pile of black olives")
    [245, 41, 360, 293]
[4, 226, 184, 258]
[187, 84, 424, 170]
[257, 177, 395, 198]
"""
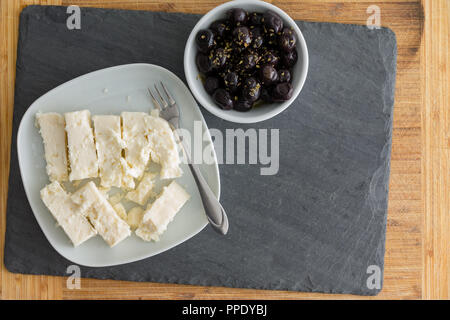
[195, 8, 298, 112]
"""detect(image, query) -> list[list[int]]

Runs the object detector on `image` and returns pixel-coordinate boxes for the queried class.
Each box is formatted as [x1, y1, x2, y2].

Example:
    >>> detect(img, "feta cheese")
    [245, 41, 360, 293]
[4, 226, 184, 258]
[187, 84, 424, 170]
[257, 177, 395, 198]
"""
[121, 112, 152, 180]
[120, 158, 136, 190]
[65, 110, 99, 181]
[113, 203, 127, 221]
[127, 206, 144, 230]
[136, 181, 190, 241]
[150, 109, 159, 117]
[145, 115, 182, 179]
[92, 115, 125, 188]
[125, 172, 156, 206]
[121, 112, 182, 181]
[35, 113, 69, 182]
[72, 181, 131, 247]
[98, 186, 111, 197]
[40, 181, 97, 246]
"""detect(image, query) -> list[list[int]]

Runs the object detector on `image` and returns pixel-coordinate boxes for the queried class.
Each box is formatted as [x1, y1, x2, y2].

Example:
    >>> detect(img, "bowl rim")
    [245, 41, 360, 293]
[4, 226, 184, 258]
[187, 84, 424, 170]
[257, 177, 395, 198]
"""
[184, 0, 309, 123]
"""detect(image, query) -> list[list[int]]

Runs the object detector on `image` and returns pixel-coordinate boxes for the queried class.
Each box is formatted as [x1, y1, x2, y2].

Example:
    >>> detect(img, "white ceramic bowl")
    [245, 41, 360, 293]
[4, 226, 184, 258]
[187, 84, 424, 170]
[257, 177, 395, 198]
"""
[184, 0, 308, 123]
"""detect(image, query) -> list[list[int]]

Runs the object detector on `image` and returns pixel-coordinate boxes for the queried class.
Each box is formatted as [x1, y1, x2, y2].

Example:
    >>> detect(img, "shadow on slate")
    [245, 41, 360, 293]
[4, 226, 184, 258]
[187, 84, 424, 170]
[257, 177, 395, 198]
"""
[4, 5, 397, 296]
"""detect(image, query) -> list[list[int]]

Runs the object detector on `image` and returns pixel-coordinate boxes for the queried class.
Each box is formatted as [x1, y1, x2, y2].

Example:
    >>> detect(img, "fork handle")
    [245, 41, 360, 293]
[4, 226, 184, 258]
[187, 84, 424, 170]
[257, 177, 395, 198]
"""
[187, 162, 229, 235]
[174, 129, 228, 235]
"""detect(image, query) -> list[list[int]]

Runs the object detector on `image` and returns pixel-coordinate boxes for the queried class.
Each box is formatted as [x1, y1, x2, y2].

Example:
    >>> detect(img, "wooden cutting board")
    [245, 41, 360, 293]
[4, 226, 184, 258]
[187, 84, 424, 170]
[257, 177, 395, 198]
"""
[0, 0, 448, 300]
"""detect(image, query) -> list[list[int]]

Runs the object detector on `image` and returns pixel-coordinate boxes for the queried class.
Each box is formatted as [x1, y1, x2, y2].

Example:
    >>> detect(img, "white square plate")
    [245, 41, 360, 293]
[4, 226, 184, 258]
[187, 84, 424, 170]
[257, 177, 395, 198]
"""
[17, 63, 220, 267]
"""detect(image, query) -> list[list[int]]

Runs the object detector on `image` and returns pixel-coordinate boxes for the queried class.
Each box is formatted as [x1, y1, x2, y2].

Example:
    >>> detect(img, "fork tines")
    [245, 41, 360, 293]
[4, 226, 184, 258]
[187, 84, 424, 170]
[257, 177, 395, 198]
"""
[159, 82, 176, 105]
[148, 82, 180, 130]
[149, 82, 176, 110]
[147, 88, 162, 110]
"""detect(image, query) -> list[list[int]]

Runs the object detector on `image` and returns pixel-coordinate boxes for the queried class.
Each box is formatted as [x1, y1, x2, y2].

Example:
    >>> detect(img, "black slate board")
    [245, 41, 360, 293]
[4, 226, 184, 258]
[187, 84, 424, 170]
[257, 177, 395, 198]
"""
[4, 5, 397, 296]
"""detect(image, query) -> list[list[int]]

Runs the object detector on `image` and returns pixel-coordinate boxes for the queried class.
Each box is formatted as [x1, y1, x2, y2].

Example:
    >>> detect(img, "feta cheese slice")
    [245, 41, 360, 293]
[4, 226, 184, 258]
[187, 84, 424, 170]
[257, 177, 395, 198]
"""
[145, 115, 182, 179]
[72, 181, 131, 247]
[92, 115, 124, 188]
[121, 112, 152, 180]
[35, 113, 69, 182]
[136, 181, 190, 241]
[125, 172, 156, 206]
[121, 112, 182, 181]
[40, 181, 97, 246]
[65, 110, 99, 181]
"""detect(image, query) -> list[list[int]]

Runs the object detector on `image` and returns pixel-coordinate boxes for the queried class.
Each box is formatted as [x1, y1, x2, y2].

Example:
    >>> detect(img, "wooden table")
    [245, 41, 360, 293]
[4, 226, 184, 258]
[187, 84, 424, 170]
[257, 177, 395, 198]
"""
[0, 0, 448, 300]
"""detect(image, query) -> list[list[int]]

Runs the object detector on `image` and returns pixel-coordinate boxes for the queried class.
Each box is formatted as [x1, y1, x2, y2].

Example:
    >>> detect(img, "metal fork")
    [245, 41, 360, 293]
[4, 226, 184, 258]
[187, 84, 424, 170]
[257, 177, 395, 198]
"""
[149, 82, 229, 235]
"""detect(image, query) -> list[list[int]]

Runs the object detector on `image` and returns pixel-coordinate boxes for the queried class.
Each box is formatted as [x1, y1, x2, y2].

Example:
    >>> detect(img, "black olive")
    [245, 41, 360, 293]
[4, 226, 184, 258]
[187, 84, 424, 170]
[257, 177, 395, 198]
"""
[196, 52, 212, 74]
[250, 26, 262, 38]
[227, 8, 248, 25]
[210, 48, 227, 69]
[249, 12, 263, 25]
[213, 88, 234, 110]
[250, 27, 264, 49]
[210, 20, 228, 37]
[204, 76, 220, 94]
[272, 82, 293, 101]
[243, 77, 258, 89]
[243, 53, 258, 69]
[231, 42, 247, 55]
[252, 37, 264, 49]
[281, 49, 298, 68]
[277, 69, 291, 82]
[195, 29, 215, 53]
[260, 65, 279, 86]
[264, 30, 278, 47]
[260, 51, 279, 66]
[262, 10, 284, 33]
[224, 72, 239, 92]
[232, 26, 252, 48]
[242, 77, 261, 102]
[260, 87, 273, 102]
[234, 98, 253, 112]
[279, 28, 296, 52]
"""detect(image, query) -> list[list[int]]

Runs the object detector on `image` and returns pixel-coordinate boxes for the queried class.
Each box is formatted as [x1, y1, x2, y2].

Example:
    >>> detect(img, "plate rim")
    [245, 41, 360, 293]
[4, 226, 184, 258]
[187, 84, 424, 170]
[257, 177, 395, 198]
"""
[17, 63, 221, 267]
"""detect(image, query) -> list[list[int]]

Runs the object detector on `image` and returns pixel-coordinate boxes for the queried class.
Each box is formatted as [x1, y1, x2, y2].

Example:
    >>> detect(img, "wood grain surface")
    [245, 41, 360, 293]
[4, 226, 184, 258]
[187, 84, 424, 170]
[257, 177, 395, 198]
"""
[0, 0, 448, 300]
